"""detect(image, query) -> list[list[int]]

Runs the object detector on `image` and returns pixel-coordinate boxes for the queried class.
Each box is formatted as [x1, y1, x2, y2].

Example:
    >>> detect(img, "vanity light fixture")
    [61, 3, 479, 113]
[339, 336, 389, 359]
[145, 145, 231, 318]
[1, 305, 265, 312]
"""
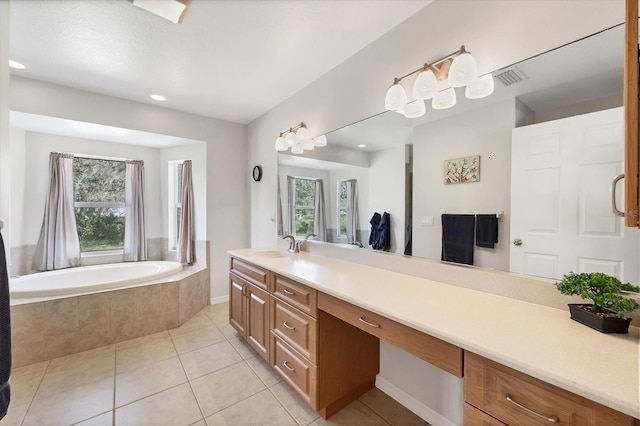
[275, 123, 327, 153]
[130, 0, 188, 24]
[384, 45, 493, 118]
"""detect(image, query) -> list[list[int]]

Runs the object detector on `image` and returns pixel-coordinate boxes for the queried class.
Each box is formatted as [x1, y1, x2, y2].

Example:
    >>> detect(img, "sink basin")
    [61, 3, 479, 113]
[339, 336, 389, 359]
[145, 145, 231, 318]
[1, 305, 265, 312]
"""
[251, 250, 292, 258]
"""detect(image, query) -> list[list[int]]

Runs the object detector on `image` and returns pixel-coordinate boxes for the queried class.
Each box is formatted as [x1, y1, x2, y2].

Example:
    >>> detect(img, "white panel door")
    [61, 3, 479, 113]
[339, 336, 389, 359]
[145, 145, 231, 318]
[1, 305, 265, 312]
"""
[510, 107, 639, 284]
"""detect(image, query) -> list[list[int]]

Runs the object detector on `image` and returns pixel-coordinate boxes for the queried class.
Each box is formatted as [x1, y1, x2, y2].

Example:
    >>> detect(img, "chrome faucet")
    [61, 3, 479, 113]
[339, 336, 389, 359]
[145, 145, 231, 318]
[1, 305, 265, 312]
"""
[294, 233, 316, 252]
[282, 235, 297, 252]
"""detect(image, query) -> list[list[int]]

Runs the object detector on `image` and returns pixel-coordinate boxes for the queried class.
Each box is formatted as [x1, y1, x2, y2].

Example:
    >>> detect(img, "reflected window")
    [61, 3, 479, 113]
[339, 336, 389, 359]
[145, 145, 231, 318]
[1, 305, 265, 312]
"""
[73, 157, 125, 253]
[294, 178, 316, 237]
[337, 180, 347, 237]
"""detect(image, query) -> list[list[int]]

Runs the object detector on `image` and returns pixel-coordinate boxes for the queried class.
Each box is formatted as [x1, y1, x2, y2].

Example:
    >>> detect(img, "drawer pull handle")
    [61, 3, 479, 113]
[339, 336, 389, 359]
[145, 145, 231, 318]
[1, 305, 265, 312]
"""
[358, 316, 381, 328]
[283, 321, 296, 330]
[283, 288, 296, 295]
[505, 393, 559, 423]
[283, 361, 296, 372]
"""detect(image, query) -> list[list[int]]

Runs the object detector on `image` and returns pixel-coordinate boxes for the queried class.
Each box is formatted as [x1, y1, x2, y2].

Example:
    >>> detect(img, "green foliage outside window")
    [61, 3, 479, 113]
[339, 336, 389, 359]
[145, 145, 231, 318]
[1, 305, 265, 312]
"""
[73, 158, 126, 252]
[295, 178, 316, 236]
[338, 181, 347, 236]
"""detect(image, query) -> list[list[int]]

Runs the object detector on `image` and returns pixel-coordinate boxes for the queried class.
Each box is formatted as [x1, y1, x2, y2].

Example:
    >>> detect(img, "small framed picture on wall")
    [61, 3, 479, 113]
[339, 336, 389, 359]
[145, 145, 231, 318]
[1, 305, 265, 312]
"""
[444, 155, 480, 184]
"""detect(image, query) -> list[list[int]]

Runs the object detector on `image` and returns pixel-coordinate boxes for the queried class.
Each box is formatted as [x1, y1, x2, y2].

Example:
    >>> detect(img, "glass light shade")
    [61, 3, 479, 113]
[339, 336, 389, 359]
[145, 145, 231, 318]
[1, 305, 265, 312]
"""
[404, 100, 426, 118]
[394, 103, 406, 115]
[301, 139, 315, 150]
[313, 135, 327, 147]
[465, 73, 494, 99]
[447, 53, 478, 87]
[384, 83, 407, 111]
[275, 136, 287, 151]
[296, 126, 310, 140]
[291, 145, 304, 154]
[285, 132, 297, 146]
[413, 69, 438, 100]
[432, 88, 457, 110]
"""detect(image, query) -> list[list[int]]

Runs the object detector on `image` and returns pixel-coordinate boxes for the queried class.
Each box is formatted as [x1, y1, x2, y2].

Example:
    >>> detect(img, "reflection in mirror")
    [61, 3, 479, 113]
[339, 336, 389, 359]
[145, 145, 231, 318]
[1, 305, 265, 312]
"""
[278, 22, 640, 283]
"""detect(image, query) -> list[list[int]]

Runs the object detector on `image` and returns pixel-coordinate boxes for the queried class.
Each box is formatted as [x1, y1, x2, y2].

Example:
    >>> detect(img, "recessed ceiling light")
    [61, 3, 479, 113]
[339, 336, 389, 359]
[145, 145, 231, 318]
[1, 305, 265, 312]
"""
[150, 94, 167, 102]
[357, 144, 367, 148]
[9, 60, 26, 69]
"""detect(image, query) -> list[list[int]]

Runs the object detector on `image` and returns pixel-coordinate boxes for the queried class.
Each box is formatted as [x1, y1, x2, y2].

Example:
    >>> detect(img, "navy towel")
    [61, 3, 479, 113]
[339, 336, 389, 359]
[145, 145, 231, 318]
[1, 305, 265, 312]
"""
[476, 214, 499, 249]
[0, 233, 11, 420]
[369, 212, 381, 247]
[372, 212, 391, 252]
[441, 214, 475, 265]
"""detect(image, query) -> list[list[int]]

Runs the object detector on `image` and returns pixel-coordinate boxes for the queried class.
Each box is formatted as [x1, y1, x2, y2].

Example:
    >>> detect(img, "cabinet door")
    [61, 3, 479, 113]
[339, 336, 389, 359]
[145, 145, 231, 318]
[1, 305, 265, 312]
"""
[229, 274, 246, 337]
[246, 284, 270, 361]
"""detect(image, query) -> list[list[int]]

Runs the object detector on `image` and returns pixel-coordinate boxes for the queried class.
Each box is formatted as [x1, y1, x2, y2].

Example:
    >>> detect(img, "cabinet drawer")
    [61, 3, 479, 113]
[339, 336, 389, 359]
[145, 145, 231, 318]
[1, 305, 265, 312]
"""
[464, 403, 506, 426]
[272, 335, 317, 409]
[318, 292, 463, 377]
[464, 352, 634, 426]
[273, 275, 317, 317]
[271, 297, 317, 363]
[230, 257, 270, 291]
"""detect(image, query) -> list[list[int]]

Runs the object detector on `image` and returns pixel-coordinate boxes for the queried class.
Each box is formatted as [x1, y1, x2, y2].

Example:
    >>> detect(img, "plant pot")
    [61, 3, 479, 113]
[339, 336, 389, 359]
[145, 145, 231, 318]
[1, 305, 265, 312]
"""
[568, 304, 631, 333]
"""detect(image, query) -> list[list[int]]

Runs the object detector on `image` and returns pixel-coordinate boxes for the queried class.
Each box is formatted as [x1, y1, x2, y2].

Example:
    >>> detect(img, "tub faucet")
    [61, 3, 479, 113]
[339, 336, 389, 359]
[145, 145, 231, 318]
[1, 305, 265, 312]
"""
[282, 235, 297, 252]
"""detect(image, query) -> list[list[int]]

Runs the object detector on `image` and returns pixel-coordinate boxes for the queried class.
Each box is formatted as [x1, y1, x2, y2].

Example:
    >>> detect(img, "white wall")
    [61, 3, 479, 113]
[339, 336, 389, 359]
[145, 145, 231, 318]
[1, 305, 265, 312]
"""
[412, 98, 515, 270]
[369, 145, 407, 254]
[10, 77, 248, 300]
[0, 0, 10, 261]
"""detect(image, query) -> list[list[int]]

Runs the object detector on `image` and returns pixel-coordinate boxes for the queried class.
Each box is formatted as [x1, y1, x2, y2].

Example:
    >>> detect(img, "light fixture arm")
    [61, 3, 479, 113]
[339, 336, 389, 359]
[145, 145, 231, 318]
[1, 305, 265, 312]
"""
[281, 122, 306, 137]
[392, 45, 467, 83]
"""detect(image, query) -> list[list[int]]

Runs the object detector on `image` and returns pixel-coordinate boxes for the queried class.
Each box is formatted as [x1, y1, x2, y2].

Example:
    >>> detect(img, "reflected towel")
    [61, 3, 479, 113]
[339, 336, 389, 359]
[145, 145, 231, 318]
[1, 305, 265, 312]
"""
[476, 214, 499, 249]
[441, 214, 475, 265]
[0, 233, 11, 420]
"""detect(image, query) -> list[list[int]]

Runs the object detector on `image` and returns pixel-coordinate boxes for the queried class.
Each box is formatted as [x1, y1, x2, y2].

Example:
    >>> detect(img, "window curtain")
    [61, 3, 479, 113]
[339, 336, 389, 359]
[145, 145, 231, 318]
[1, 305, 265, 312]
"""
[124, 160, 147, 261]
[286, 176, 296, 235]
[32, 152, 81, 271]
[346, 179, 358, 244]
[178, 160, 196, 264]
[313, 180, 327, 241]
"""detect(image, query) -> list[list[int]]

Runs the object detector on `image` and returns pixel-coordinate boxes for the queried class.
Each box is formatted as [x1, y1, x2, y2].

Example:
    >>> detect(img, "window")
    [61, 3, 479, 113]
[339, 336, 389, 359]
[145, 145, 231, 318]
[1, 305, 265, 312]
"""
[168, 161, 185, 251]
[73, 157, 125, 252]
[294, 178, 316, 236]
[337, 180, 348, 237]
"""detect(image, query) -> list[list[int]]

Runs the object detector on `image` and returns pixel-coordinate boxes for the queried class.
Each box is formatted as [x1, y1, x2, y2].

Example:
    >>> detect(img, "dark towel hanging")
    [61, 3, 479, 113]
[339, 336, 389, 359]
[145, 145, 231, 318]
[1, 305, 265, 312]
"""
[476, 214, 499, 249]
[368, 212, 381, 247]
[373, 212, 391, 251]
[0, 233, 11, 420]
[441, 214, 475, 265]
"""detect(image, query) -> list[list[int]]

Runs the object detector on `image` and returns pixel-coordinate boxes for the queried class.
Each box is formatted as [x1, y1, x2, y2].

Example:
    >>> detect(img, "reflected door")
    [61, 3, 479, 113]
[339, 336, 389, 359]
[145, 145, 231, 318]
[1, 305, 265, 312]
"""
[510, 107, 639, 283]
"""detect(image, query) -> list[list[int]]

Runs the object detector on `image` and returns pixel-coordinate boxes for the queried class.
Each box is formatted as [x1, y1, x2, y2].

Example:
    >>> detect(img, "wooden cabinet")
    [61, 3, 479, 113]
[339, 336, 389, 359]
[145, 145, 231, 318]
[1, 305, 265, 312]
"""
[464, 352, 634, 426]
[464, 403, 506, 426]
[228, 257, 271, 362]
[318, 292, 463, 377]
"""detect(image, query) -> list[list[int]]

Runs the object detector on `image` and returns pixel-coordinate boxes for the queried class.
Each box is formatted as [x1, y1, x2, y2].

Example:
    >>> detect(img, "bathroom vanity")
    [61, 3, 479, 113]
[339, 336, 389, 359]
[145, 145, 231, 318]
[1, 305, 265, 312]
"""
[228, 249, 639, 425]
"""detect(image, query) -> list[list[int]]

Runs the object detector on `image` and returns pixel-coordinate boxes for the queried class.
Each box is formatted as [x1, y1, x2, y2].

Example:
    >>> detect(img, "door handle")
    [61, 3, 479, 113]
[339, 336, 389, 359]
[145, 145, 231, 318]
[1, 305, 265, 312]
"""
[512, 238, 523, 246]
[611, 173, 625, 217]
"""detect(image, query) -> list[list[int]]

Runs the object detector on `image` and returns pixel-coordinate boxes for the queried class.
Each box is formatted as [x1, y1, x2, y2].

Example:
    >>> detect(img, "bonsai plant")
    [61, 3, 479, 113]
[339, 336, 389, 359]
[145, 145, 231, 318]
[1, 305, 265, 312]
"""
[555, 272, 640, 333]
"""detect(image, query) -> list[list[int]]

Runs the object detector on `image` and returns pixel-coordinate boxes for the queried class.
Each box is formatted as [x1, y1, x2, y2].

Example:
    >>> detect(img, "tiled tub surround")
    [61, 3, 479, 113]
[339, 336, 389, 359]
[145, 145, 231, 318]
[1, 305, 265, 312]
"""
[10, 266, 210, 367]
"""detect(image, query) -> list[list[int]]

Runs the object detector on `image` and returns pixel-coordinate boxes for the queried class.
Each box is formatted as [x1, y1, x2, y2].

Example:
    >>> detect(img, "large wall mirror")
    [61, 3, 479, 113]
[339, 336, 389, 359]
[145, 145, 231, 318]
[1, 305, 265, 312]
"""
[278, 22, 640, 283]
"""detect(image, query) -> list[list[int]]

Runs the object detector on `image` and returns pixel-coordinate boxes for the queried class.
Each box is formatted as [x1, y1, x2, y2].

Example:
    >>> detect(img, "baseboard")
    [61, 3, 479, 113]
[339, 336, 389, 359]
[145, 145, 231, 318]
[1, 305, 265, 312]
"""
[210, 295, 229, 305]
[375, 376, 455, 426]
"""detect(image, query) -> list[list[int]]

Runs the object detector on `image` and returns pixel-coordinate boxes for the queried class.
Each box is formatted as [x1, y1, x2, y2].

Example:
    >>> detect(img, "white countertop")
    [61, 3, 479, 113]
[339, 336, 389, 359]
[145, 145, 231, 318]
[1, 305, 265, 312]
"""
[229, 248, 640, 419]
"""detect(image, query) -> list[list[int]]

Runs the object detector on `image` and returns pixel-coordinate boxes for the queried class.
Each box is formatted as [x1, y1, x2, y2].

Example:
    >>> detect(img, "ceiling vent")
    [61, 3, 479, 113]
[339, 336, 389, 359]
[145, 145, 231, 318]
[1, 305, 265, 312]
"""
[494, 67, 527, 87]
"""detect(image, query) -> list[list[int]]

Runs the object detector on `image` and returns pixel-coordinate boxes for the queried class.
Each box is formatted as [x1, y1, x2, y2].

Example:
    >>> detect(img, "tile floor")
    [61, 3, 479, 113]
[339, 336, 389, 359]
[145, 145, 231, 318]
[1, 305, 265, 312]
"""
[1, 303, 429, 426]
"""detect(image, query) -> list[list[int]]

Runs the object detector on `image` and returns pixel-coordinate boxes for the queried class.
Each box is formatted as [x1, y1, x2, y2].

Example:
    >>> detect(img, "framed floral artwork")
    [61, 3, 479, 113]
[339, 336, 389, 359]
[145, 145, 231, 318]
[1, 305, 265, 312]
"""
[444, 155, 480, 184]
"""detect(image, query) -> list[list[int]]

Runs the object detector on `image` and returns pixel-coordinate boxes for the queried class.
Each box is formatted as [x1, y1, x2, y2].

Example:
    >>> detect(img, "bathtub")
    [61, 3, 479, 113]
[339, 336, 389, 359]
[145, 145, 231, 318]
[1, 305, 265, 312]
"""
[10, 261, 183, 299]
